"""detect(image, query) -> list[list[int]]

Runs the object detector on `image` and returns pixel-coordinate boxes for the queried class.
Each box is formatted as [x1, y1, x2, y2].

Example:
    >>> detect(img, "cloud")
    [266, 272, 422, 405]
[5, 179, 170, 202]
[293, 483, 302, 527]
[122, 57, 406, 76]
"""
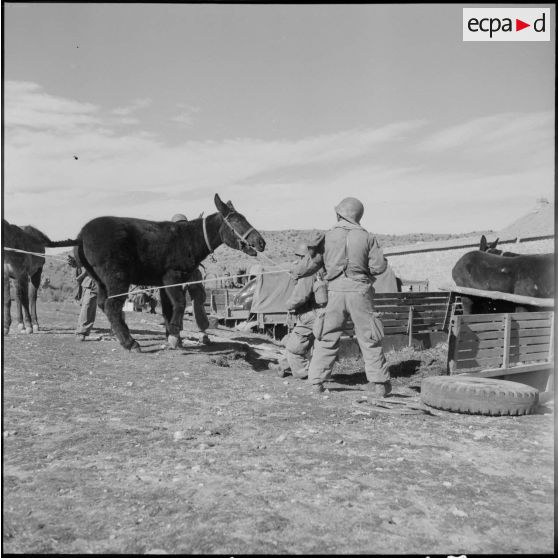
[111, 97, 152, 116]
[416, 111, 553, 168]
[4, 81, 100, 132]
[170, 104, 200, 127]
[3, 81, 554, 239]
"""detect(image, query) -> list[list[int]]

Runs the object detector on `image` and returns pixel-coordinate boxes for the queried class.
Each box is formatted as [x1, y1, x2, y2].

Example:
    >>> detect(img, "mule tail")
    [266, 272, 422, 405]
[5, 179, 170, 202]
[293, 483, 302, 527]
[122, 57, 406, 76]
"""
[45, 238, 80, 248]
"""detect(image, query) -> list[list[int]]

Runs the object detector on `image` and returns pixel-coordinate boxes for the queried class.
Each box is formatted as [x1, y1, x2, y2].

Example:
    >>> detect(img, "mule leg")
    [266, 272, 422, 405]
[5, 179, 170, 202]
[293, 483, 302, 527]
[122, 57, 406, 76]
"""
[163, 285, 186, 349]
[15, 278, 32, 333]
[159, 289, 173, 338]
[14, 280, 24, 331]
[159, 287, 183, 349]
[95, 282, 115, 337]
[29, 268, 42, 333]
[104, 284, 140, 352]
[3, 275, 12, 334]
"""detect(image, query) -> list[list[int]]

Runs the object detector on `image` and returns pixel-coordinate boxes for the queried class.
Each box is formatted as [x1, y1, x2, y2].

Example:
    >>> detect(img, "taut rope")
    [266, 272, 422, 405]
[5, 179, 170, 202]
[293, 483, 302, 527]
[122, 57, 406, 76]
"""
[106, 268, 290, 299]
[3, 247, 69, 263]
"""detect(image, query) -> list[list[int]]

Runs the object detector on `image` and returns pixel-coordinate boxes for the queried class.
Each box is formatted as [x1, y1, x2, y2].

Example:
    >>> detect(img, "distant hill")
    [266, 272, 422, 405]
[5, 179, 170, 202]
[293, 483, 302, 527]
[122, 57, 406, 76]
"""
[36, 229, 493, 301]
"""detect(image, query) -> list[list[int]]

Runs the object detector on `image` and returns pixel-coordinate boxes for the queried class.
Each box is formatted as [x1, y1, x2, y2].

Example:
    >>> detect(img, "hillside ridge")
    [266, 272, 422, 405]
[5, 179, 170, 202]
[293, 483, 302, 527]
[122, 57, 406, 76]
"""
[37, 229, 493, 301]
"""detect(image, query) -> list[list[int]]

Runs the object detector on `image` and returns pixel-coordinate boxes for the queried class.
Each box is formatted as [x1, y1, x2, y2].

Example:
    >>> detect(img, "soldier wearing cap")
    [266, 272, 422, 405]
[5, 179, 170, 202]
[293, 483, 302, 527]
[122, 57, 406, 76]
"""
[293, 197, 392, 397]
[171, 213, 210, 345]
[271, 238, 326, 380]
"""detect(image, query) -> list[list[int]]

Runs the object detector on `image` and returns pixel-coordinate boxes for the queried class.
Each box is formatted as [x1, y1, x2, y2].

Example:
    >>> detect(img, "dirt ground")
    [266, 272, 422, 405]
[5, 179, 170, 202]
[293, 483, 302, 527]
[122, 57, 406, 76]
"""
[2, 301, 555, 554]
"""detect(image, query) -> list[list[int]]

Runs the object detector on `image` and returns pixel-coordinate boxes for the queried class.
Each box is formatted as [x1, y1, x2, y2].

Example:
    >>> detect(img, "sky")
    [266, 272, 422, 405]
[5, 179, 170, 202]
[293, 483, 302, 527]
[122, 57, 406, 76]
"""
[1, 3, 555, 241]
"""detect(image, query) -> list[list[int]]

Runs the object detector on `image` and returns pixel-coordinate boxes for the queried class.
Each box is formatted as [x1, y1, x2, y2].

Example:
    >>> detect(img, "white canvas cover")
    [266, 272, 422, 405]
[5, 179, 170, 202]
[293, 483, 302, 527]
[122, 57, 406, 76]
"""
[250, 271, 296, 314]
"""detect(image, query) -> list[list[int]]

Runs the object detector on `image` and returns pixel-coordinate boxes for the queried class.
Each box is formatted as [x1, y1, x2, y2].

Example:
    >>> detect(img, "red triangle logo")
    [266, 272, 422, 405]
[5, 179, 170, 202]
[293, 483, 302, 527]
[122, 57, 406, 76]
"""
[516, 19, 530, 31]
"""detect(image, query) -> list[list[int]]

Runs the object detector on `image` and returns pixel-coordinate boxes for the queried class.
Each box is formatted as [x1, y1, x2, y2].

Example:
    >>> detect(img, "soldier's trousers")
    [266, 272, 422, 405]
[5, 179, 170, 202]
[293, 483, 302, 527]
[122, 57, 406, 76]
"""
[307, 287, 389, 385]
[279, 310, 316, 378]
[76, 286, 97, 336]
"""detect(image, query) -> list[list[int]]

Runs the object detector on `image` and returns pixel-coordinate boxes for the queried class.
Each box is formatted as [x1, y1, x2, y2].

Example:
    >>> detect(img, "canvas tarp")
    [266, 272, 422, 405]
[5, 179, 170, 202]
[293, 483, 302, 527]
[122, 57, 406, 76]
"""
[249, 264, 398, 315]
[250, 271, 296, 314]
[373, 264, 399, 293]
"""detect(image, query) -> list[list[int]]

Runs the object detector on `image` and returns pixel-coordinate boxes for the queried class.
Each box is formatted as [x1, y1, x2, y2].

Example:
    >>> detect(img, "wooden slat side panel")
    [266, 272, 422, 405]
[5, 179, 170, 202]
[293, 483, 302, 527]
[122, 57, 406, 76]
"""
[510, 352, 552, 364]
[459, 314, 508, 324]
[384, 326, 409, 335]
[510, 345, 548, 362]
[374, 291, 450, 300]
[455, 356, 503, 370]
[375, 305, 449, 313]
[458, 329, 552, 345]
[456, 347, 505, 360]
[464, 322, 508, 333]
[512, 319, 553, 329]
[510, 327, 553, 338]
[511, 311, 553, 321]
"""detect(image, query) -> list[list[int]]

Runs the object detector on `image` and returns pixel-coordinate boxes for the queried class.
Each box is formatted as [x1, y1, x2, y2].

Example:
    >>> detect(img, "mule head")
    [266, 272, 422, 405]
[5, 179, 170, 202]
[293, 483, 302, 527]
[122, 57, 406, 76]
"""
[479, 235, 500, 254]
[214, 194, 266, 256]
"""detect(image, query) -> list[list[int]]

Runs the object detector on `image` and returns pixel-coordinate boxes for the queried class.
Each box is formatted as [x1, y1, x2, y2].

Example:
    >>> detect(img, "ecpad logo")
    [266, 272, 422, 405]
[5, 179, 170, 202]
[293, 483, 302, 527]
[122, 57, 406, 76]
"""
[463, 8, 550, 41]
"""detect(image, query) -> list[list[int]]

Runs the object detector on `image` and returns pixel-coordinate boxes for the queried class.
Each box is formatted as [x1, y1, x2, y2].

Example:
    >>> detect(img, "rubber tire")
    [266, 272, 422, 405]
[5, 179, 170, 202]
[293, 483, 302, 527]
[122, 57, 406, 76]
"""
[420, 375, 539, 416]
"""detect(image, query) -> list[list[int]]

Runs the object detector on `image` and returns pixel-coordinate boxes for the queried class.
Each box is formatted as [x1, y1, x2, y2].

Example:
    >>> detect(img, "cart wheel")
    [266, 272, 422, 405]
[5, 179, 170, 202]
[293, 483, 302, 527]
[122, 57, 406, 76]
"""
[420, 375, 539, 416]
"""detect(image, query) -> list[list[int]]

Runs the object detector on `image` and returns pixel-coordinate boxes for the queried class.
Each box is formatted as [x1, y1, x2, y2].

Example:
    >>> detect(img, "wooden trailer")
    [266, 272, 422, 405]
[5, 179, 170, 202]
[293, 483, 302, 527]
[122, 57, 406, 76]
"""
[205, 283, 463, 347]
[446, 287, 555, 396]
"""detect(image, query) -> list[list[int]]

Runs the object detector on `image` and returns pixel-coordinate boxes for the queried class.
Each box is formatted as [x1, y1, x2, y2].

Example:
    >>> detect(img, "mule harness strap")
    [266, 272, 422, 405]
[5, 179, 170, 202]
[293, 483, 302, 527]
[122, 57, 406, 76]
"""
[223, 212, 256, 247]
[202, 217, 213, 254]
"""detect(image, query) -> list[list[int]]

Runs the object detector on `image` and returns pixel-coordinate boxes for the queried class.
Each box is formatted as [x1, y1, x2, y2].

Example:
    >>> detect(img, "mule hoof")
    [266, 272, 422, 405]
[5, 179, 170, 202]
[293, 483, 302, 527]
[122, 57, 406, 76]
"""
[32, 325, 40, 333]
[17, 323, 25, 332]
[167, 335, 182, 349]
[25, 327, 33, 334]
[130, 343, 142, 353]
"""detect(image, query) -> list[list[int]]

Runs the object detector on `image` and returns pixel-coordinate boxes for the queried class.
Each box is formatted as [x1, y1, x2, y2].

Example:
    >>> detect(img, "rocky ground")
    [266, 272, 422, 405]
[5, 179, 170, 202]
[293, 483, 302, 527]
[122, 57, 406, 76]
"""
[2, 301, 554, 554]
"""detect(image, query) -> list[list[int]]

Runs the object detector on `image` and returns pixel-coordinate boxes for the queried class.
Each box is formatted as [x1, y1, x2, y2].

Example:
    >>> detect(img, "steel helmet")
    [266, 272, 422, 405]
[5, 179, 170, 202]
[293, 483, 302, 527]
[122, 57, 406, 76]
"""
[171, 213, 188, 222]
[335, 197, 364, 225]
[294, 242, 309, 257]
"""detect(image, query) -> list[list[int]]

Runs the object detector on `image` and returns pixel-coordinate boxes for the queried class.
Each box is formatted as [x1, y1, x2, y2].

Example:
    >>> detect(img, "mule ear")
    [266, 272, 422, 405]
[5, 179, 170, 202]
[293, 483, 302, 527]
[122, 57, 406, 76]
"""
[198, 212, 204, 219]
[488, 238, 498, 250]
[226, 200, 237, 212]
[214, 194, 229, 214]
[480, 235, 487, 251]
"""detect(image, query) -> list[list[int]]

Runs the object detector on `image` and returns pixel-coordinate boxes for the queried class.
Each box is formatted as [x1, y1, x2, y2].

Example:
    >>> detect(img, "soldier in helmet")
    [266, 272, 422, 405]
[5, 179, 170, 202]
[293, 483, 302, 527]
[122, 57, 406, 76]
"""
[270, 238, 326, 380]
[293, 197, 392, 397]
[171, 213, 210, 345]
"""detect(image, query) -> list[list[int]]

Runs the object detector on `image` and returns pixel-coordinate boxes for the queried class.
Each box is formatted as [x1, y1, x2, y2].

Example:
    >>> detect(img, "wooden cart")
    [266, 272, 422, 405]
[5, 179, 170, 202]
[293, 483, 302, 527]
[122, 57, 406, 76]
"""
[447, 309, 555, 395]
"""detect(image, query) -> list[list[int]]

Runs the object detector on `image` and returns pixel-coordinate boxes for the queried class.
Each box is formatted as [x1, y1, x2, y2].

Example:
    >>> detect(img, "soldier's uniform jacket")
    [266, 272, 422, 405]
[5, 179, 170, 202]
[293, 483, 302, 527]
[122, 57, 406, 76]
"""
[293, 222, 387, 291]
[286, 274, 316, 317]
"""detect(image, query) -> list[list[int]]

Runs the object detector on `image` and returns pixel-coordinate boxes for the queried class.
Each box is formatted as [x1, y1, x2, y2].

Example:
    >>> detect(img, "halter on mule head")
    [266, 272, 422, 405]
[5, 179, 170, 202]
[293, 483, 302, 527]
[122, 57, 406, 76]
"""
[204, 194, 264, 256]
